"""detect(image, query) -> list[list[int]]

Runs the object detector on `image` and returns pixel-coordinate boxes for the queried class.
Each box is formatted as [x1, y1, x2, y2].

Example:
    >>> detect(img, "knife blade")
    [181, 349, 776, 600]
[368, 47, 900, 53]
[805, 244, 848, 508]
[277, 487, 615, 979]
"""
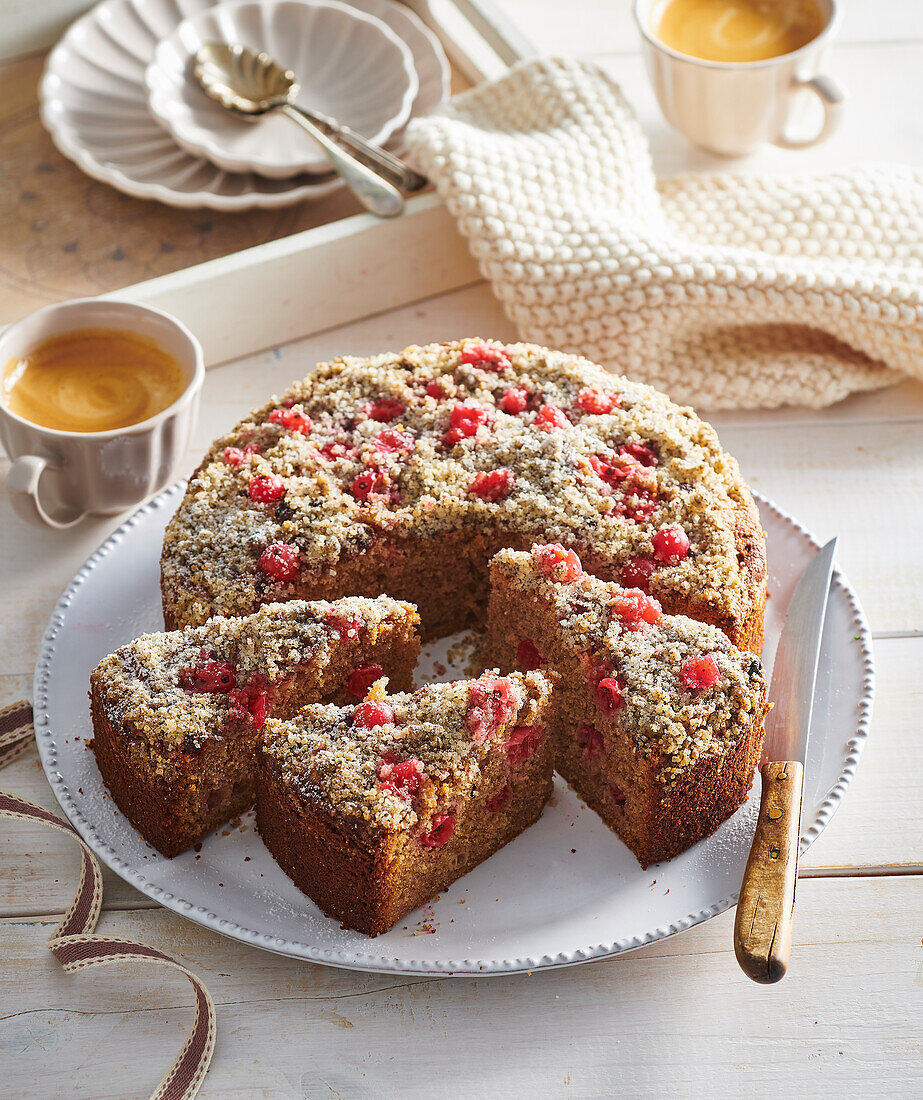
[733, 537, 837, 984]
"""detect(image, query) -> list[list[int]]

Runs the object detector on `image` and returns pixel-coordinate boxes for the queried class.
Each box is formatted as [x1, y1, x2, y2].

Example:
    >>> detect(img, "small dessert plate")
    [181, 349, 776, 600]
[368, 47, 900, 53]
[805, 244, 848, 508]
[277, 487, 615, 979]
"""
[145, 0, 419, 178]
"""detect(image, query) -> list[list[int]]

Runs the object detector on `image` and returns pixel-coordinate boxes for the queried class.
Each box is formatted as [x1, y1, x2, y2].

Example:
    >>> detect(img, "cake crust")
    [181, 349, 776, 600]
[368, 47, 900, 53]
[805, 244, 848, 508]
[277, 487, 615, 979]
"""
[161, 339, 767, 646]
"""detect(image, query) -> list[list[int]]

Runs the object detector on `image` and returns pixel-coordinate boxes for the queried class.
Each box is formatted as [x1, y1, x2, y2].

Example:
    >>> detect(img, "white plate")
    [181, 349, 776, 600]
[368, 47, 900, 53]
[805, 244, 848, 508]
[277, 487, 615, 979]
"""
[146, 0, 418, 179]
[39, 0, 448, 210]
[33, 486, 873, 976]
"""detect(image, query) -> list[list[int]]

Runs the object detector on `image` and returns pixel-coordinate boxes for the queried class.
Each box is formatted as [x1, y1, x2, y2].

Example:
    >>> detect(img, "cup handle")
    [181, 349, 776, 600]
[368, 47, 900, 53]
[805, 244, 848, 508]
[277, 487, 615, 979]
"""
[6, 455, 87, 529]
[774, 73, 846, 149]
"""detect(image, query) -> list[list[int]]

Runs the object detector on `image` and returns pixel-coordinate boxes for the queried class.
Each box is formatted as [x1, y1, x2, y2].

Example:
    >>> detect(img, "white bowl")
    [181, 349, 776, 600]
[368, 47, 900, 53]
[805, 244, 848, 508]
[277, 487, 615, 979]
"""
[38, 0, 448, 211]
[145, 0, 419, 178]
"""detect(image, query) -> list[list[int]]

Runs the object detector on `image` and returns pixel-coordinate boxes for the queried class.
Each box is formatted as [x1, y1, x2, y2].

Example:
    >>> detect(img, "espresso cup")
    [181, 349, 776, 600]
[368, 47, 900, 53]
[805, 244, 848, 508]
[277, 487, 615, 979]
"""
[635, 0, 845, 156]
[0, 298, 203, 528]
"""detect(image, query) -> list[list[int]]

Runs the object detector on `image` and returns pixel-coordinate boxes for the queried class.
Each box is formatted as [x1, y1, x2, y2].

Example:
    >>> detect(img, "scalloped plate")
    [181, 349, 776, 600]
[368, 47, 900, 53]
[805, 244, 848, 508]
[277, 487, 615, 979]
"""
[33, 486, 872, 975]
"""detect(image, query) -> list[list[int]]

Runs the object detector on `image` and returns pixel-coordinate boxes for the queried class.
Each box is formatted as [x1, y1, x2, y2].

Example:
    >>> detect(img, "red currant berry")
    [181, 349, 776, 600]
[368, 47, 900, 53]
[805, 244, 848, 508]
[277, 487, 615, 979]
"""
[501, 386, 529, 414]
[576, 388, 618, 415]
[620, 556, 657, 591]
[353, 701, 395, 728]
[532, 543, 583, 583]
[469, 468, 513, 502]
[620, 442, 657, 467]
[652, 525, 690, 565]
[460, 342, 511, 372]
[351, 468, 390, 501]
[485, 786, 512, 814]
[180, 659, 237, 694]
[516, 639, 545, 672]
[222, 444, 258, 467]
[248, 474, 286, 503]
[611, 589, 662, 630]
[421, 812, 456, 848]
[443, 404, 490, 446]
[258, 543, 299, 581]
[363, 398, 404, 422]
[425, 380, 445, 399]
[377, 753, 423, 800]
[326, 613, 361, 640]
[594, 677, 625, 713]
[348, 663, 384, 698]
[681, 655, 721, 690]
[374, 428, 414, 454]
[534, 404, 569, 431]
[466, 676, 517, 742]
[503, 725, 543, 766]
[268, 407, 313, 435]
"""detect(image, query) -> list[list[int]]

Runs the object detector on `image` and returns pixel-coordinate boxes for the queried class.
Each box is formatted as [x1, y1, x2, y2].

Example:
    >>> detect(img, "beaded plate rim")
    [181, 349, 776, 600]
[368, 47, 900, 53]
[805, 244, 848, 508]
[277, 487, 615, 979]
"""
[32, 481, 874, 976]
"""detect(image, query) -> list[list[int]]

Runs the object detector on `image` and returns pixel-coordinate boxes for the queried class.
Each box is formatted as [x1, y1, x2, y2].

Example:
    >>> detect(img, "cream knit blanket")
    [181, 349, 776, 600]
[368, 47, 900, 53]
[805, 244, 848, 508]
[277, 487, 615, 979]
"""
[406, 58, 923, 409]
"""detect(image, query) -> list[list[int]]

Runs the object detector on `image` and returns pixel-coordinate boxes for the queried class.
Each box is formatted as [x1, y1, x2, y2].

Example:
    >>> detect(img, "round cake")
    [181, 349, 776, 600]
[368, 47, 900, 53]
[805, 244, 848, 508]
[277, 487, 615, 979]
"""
[161, 339, 766, 648]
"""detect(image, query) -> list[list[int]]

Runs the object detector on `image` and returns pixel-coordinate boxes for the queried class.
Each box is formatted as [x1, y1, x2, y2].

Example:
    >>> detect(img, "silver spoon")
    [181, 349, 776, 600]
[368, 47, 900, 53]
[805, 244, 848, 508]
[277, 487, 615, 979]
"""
[194, 42, 419, 217]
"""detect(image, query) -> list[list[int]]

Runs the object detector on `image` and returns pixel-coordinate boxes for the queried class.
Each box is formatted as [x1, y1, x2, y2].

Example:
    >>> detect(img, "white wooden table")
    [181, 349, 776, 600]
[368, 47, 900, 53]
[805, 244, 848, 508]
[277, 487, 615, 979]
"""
[2, 3, 922, 1096]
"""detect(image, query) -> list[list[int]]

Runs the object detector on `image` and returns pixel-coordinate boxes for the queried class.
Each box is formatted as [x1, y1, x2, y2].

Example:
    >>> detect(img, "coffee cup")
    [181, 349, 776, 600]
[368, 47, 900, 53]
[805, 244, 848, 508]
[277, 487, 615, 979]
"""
[0, 298, 203, 528]
[635, 0, 845, 156]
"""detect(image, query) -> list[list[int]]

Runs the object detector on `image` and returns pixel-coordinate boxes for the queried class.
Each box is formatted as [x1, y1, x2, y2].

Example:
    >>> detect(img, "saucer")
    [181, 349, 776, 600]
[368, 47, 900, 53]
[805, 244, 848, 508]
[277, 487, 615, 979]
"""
[145, 0, 419, 179]
[39, 0, 448, 210]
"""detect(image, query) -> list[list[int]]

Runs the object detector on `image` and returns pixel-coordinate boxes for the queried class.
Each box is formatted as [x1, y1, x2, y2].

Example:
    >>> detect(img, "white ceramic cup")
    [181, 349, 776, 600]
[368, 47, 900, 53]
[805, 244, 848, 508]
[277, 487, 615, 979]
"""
[0, 298, 203, 528]
[635, 0, 846, 156]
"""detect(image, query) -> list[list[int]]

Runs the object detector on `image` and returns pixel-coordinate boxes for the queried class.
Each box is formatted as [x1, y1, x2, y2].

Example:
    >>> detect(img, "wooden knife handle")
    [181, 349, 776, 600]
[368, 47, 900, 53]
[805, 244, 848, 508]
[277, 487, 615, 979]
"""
[733, 760, 805, 984]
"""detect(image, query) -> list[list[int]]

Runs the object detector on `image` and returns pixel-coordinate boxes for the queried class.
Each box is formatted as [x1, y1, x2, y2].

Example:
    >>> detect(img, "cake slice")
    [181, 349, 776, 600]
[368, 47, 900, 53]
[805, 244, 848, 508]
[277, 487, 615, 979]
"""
[89, 596, 420, 857]
[486, 547, 769, 867]
[256, 670, 555, 935]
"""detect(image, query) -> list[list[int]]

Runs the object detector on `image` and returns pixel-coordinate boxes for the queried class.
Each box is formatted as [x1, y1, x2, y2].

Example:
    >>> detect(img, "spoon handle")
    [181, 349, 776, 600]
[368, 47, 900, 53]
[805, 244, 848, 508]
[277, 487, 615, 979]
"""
[279, 104, 403, 217]
[287, 105, 427, 192]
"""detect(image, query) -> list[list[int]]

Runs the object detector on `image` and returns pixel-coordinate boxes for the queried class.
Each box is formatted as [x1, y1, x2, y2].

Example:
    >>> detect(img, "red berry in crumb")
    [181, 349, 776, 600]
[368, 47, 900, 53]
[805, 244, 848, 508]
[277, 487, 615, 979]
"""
[364, 398, 404, 422]
[589, 453, 633, 486]
[532, 543, 583, 583]
[609, 782, 627, 807]
[594, 677, 625, 713]
[652, 525, 690, 564]
[443, 404, 490, 446]
[350, 468, 390, 501]
[485, 786, 512, 814]
[576, 387, 618, 415]
[534, 404, 568, 431]
[681, 654, 721, 690]
[466, 676, 517, 742]
[268, 407, 313, 435]
[377, 754, 423, 800]
[620, 442, 657, 467]
[353, 701, 395, 728]
[516, 638, 545, 672]
[576, 722, 604, 760]
[501, 386, 529, 414]
[222, 444, 258, 467]
[617, 487, 659, 523]
[258, 543, 299, 581]
[460, 342, 511, 372]
[425, 380, 445, 399]
[620, 556, 656, 591]
[611, 589, 662, 631]
[421, 812, 456, 848]
[348, 663, 384, 698]
[229, 678, 270, 728]
[326, 613, 361, 640]
[504, 725, 542, 766]
[181, 659, 237, 694]
[374, 428, 414, 454]
[318, 440, 356, 462]
[469, 468, 513, 502]
[248, 474, 286, 503]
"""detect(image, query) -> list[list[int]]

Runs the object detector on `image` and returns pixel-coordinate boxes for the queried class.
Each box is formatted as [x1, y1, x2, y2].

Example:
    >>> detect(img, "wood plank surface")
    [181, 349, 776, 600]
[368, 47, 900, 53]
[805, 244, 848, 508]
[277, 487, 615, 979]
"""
[1, 876, 921, 1099]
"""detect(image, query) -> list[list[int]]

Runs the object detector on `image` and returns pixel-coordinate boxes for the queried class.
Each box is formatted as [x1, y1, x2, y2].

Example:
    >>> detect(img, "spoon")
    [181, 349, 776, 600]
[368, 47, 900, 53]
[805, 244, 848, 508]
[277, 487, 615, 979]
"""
[194, 42, 422, 217]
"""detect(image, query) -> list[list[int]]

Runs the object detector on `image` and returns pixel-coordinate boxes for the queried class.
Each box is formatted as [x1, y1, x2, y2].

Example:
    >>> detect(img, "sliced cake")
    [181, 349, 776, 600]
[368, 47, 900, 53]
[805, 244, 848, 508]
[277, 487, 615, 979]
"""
[256, 670, 555, 935]
[161, 339, 766, 649]
[89, 596, 420, 857]
[486, 547, 769, 868]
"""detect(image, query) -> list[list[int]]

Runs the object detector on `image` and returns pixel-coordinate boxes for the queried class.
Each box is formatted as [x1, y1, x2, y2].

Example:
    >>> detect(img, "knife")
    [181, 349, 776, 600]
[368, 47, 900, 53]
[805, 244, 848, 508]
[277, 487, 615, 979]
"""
[733, 537, 837, 984]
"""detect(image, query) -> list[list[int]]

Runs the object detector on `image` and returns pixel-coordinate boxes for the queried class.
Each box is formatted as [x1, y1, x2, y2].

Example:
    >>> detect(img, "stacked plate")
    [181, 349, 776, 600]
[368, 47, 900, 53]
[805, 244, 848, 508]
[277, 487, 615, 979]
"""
[39, 0, 449, 210]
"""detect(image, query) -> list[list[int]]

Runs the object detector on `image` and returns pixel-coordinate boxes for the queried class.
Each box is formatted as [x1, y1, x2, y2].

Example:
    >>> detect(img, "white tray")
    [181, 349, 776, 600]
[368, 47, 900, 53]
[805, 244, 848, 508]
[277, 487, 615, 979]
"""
[32, 488, 873, 976]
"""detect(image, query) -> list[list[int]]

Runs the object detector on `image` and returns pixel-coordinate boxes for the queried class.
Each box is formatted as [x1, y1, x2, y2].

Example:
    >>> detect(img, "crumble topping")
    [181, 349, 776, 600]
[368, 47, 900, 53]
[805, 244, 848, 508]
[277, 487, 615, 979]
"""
[162, 339, 763, 628]
[91, 596, 415, 768]
[262, 671, 552, 831]
[492, 549, 768, 786]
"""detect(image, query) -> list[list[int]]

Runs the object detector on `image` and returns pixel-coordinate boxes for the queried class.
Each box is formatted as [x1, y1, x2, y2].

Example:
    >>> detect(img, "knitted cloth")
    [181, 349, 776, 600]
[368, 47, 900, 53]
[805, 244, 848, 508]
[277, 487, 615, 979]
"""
[406, 58, 923, 409]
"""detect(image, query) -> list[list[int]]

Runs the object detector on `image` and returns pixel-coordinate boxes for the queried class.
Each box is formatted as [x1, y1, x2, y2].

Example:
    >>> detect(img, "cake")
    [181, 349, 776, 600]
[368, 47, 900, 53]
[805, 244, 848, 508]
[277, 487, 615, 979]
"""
[485, 547, 770, 868]
[161, 339, 766, 650]
[89, 596, 420, 857]
[256, 670, 554, 935]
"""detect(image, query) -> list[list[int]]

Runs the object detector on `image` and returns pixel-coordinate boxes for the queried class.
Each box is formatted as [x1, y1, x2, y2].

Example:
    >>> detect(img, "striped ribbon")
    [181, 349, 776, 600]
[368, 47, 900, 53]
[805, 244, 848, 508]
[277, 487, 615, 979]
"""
[0, 700, 216, 1100]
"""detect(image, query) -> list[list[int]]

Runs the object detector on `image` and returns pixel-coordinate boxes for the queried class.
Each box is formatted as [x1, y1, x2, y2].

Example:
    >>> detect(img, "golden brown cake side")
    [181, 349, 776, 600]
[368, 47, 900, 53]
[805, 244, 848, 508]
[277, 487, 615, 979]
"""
[485, 547, 769, 868]
[161, 339, 766, 647]
[256, 671, 555, 935]
[89, 597, 420, 857]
